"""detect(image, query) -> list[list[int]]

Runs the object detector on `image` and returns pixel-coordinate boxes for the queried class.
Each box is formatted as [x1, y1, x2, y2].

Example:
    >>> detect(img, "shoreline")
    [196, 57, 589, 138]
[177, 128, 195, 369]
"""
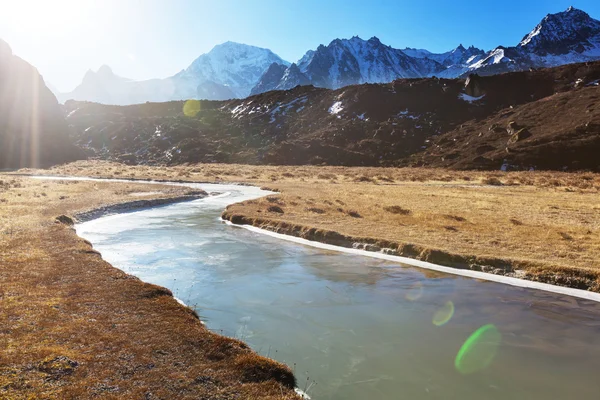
[73, 192, 208, 222]
[221, 212, 600, 298]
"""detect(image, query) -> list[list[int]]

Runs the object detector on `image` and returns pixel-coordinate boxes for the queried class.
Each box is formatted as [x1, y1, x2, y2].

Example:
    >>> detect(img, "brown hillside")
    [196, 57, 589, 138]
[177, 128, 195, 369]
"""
[63, 61, 600, 170]
[409, 85, 600, 171]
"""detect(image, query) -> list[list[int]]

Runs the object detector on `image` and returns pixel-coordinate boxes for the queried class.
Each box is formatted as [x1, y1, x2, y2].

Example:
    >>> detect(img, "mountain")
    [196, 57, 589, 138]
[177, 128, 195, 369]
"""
[466, 7, 600, 75]
[250, 63, 311, 95]
[56, 7, 600, 102]
[253, 36, 445, 94]
[60, 65, 135, 105]
[403, 44, 487, 78]
[173, 41, 289, 98]
[0, 39, 82, 168]
[251, 7, 600, 95]
[403, 44, 486, 67]
[57, 42, 289, 104]
[250, 63, 288, 95]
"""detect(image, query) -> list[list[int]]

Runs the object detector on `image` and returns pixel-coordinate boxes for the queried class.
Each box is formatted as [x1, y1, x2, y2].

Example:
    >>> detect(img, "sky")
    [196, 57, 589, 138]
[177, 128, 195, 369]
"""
[1, 0, 599, 92]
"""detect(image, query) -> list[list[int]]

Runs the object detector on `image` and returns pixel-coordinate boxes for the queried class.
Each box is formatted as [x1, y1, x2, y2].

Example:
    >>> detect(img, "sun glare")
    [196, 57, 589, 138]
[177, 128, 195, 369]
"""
[2, 0, 91, 34]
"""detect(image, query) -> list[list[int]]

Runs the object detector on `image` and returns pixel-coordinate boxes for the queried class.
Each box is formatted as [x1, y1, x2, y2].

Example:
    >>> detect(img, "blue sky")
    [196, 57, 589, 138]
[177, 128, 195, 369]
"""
[1, 0, 599, 91]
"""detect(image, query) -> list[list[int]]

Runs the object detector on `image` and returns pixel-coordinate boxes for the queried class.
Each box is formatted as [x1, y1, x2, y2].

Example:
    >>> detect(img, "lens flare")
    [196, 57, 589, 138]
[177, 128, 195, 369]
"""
[455, 324, 501, 375]
[432, 301, 454, 326]
[405, 282, 423, 301]
[183, 99, 201, 117]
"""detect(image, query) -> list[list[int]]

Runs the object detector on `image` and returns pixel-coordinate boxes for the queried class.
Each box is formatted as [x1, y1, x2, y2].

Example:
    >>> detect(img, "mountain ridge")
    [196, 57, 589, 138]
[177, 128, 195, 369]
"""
[53, 6, 600, 103]
[253, 6, 600, 94]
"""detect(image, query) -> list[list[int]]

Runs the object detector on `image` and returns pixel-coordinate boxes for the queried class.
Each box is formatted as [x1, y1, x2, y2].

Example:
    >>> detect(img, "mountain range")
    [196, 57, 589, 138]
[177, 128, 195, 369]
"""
[57, 42, 288, 105]
[54, 6, 600, 104]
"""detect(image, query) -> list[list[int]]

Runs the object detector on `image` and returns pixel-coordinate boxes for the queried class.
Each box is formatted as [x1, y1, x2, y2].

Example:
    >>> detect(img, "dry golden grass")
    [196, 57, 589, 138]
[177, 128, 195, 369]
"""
[0, 176, 298, 399]
[23, 159, 600, 191]
[23, 160, 600, 290]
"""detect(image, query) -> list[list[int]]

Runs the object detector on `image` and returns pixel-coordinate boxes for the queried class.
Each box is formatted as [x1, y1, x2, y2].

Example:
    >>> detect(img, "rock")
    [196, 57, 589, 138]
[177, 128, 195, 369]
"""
[506, 121, 519, 135]
[465, 74, 484, 97]
[55, 215, 74, 226]
[507, 128, 532, 145]
[267, 205, 284, 213]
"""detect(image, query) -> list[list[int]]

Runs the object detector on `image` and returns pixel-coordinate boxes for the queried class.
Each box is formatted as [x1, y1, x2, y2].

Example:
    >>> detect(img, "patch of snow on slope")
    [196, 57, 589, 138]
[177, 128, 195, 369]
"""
[458, 93, 486, 103]
[328, 101, 343, 115]
[231, 103, 249, 116]
[66, 108, 80, 118]
[269, 96, 308, 122]
[398, 109, 419, 119]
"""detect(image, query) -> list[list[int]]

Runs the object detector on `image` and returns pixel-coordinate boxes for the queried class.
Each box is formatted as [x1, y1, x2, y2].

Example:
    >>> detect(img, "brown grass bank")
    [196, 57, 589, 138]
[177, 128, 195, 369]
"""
[0, 176, 298, 399]
[25, 160, 600, 292]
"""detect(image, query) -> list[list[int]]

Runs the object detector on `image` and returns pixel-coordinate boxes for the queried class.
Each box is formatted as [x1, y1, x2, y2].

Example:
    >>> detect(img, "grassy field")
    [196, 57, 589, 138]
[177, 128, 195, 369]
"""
[29, 160, 600, 290]
[0, 176, 298, 399]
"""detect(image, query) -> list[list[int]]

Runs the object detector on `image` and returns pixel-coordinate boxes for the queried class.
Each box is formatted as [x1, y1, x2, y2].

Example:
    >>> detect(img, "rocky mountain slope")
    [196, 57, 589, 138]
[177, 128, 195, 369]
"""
[63, 61, 600, 171]
[408, 76, 600, 171]
[57, 42, 289, 105]
[0, 39, 81, 169]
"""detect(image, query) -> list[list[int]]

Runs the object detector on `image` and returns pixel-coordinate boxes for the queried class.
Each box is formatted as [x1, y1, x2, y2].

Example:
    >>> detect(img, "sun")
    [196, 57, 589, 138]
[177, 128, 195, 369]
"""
[1, 0, 92, 35]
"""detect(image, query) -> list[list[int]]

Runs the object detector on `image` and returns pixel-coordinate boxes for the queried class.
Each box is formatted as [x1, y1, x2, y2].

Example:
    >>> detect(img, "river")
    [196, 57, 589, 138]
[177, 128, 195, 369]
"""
[76, 183, 600, 399]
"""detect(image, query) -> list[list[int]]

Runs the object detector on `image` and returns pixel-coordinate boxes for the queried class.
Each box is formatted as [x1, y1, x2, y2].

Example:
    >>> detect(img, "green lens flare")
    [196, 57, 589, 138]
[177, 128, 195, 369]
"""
[433, 301, 454, 326]
[183, 99, 201, 117]
[455, 324, 501, 375]
[405, 282, 423, 301]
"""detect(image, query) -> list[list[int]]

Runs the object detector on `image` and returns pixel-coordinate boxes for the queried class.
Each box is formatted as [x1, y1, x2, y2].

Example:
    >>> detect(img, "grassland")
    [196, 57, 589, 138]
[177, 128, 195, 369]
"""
[0, 175, 297, 399]
[31, 160, 600, 291]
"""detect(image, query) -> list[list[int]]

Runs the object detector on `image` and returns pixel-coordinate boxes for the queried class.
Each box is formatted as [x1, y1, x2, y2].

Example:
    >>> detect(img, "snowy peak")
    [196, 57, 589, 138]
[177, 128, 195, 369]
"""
[401, 44, 485, 67]
[178, 41, 290, 98]
[518, 7, 600, 55]
[296, 36, 443, 89]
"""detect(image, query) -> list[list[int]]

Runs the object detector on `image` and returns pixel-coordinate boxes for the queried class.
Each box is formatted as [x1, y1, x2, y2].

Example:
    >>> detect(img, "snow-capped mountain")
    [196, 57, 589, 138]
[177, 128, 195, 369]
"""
[251, 7, 600, 95]
[402, 44, 486, 78]
[467, 7, 600, 75]
[299, 36, 443, 88]
[252, 36, 445, 94]
[56, 7, 600, 103]
[403, 44, 485, 67]
[57, 42, 289, 104]
[172, 41, 290, 99]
